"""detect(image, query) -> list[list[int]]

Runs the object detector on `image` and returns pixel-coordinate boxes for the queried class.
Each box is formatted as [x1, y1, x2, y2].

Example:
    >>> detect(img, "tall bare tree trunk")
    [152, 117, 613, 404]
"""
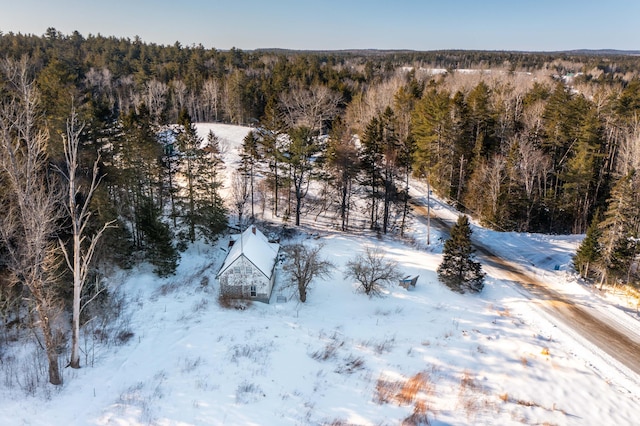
[0, 57, 63, 385]
[58, 110, 115, 369]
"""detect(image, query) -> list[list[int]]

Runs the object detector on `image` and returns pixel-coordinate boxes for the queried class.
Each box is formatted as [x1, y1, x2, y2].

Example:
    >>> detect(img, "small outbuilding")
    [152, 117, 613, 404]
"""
[217, 226, 280, 303]
[399, 275, 419, 290]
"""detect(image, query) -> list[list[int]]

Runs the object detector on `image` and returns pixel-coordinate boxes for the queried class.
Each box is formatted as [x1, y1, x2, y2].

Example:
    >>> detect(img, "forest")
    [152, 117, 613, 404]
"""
[0, 29, 639, 385]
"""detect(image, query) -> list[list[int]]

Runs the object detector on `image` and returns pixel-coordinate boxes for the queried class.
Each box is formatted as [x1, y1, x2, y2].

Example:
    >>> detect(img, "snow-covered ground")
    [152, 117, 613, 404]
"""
[1, 123, 639, 425]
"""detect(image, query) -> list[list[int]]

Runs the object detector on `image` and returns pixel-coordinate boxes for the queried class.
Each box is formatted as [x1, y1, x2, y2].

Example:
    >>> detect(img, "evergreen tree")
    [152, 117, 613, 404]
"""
[158, 128, 179, 227]
[360, 115, 384, 230]
[240, 130, 261, 220]
[326, 118, 359, 231]
[411, 87, 453, 195]
[574, 218, 601, 280]
[450, 91, 474, 206]
[596, 171, 639, 287]
[394, 85, 419, 236]
[380, 107, 400, 235]
[113, 104, 163, 248]
[259, 100, 286, 216]
[193, 130, 228, 242]
[137, 197, 179, 277]
[285, 126, 319, 226]
[560, 98, 603, 233]
[36, 57, 81, 159]
[176, 109, 201, 242]
[541, 82, 578, 232]
[437, 215, 485, 293]
[467, 81, 498, 163]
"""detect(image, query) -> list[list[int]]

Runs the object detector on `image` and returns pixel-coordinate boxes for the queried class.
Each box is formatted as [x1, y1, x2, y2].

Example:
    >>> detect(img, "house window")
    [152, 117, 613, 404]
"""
[250, 285, 257, 297]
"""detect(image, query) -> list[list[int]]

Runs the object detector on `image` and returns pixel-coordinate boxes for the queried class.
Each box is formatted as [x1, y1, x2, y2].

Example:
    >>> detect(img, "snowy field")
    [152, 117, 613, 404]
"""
[1, 123, 639, 425]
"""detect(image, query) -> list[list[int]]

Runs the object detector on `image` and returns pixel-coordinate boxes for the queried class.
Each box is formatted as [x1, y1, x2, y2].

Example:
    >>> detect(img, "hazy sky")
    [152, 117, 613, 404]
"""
[1, 0, 638, 51]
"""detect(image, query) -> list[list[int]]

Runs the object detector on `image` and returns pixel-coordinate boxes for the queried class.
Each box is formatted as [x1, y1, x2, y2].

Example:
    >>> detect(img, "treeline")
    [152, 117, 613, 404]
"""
[1, 29, 640, 385]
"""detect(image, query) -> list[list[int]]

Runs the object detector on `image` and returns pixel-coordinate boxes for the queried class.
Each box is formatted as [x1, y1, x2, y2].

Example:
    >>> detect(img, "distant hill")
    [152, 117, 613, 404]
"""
[253, 48, 640, 57]
[554, 49, 640, 56]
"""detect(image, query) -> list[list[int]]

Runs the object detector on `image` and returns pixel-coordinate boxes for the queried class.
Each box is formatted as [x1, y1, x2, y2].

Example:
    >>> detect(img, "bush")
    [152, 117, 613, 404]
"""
[217, 293, 252, 310]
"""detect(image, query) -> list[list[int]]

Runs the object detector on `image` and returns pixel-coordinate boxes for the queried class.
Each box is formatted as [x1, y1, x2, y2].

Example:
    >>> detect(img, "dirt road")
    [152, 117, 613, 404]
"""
[411, 201, 640, 377]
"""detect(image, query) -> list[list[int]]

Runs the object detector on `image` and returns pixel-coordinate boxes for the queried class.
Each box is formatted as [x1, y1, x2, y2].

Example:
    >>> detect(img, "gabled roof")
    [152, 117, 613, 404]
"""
[217, 226, 279, 279]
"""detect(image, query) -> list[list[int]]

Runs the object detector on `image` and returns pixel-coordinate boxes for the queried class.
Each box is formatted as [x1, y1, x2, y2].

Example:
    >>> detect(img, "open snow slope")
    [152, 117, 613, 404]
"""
[0, 123, 639, 425]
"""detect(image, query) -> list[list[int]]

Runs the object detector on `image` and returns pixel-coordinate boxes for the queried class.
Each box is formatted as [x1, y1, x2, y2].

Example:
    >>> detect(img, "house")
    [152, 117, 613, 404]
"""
[216, 226, 280, 303]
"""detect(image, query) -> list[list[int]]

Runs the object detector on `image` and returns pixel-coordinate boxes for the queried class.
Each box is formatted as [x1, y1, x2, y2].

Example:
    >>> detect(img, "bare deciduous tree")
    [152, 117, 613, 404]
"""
[171, 79, 188, 120]
[0, 57, 64, 385]
[617, 119, 640, 176]
[146, 79, 168, 124]
[57, 110, 116, 369]
[344, 247, 401, 296]
[115, 74, 135, 116]
[344, 76, 405, 135]
[283, 243, 333, 302]
[84, 67, 114, 110]
[279, 84, 341, 133]
[486, 155, 506, 220]
[202, 78, 220, 122]
[230, 170, 249, 226]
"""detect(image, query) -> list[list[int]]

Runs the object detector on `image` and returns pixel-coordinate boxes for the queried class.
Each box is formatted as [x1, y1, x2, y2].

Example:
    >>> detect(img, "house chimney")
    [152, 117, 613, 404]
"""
[252, 226, 256, 235]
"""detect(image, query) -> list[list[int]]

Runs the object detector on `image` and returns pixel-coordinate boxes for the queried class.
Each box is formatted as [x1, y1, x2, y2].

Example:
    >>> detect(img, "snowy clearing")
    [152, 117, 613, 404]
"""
[1, 123, 639, 425]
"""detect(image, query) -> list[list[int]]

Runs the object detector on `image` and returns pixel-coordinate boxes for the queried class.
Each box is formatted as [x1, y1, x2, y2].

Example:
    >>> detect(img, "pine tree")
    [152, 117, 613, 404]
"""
[380, 107, 400, 235]
[259, 100, 286, 216]
[561, 98, 603, 233]
[467, 81, 498, 163]
[596, 171, 639, 287]
[284, 126, 319, 226]
[451, 91, 474, 206]
[193, 130, 228, 242]
[137, 197, 179, 277]
[411, 87, 455, 198]
[361, 115, 384, 230]
[114, 105, 163, 248]
[542, 82, 578, 232]
[574, 218, 601, 280]
[394, 85, 419, 237]
[437, 215, 485, 293]
[36, 57, 81, 159]
[176, 109, 201, 242]
[326, 118, 359, 231]
[240, 130, 261, 220]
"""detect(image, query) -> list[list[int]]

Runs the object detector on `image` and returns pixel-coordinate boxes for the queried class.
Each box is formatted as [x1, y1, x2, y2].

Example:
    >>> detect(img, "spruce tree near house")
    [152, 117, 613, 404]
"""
[437, 215, 485, 293]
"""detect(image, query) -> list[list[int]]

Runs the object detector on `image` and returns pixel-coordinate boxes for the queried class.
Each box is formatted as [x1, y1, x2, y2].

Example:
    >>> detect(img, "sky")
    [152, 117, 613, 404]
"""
[0, 0, 639, 51]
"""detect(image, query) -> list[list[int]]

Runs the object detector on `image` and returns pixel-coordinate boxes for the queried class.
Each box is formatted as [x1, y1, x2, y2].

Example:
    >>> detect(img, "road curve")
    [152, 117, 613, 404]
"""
[411, 200, 640, 378]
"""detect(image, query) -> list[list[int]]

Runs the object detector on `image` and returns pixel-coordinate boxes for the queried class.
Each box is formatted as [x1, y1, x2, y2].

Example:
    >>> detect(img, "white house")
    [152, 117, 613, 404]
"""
[216, 226, 280, 303]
